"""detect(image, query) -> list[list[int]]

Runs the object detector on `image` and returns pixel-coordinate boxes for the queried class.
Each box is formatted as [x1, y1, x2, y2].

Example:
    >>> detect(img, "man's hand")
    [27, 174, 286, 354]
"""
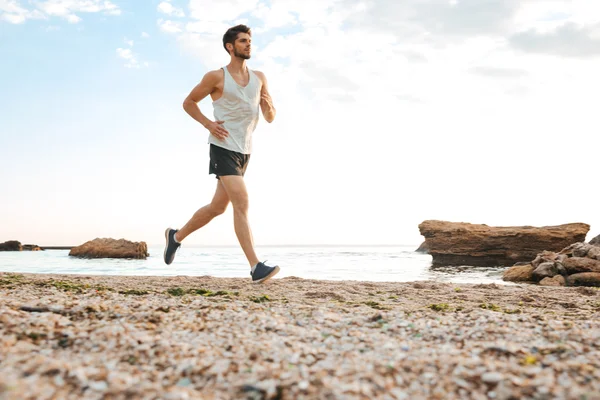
[255, 71, 276, 123]
[261, 92, 274, 110]
[206, 120, 229, 140]
[260, 91, 276, 123]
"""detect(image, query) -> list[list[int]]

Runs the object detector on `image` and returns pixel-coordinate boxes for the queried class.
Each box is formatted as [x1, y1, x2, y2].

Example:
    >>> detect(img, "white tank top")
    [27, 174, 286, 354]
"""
[209, 66, 261, 154]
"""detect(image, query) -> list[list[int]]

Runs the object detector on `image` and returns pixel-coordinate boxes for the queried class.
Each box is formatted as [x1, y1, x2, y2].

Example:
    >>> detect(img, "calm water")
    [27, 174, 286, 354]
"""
[0, 245, 511, 284]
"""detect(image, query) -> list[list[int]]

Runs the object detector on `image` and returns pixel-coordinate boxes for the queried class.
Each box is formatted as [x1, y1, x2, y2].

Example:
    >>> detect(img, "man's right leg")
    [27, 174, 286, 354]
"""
[176, 180, 230, 242]
[164, 180, 229, 265]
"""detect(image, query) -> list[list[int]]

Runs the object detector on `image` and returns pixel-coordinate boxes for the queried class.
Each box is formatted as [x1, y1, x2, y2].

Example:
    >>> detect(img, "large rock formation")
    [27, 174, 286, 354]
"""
[0, 241, 43, 251]
[503, 241, 600, 287]
[418, 220, 589, 267]
[0, 241, 22, 251]
[69, 238, 149, 259]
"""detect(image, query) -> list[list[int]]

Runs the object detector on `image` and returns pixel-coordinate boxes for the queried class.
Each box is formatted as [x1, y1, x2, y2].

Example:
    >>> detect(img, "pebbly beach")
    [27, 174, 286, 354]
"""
[1, 272, 600, 399]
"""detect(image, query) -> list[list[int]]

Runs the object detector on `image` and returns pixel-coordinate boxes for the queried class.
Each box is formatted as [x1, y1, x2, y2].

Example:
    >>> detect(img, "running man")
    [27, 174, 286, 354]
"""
[163, 24, 280, 284]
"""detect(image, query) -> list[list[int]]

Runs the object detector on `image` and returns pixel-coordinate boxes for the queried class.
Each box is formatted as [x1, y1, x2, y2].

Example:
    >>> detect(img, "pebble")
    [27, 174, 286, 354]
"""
[1, 273, 600, 399]
[482, 372, 504, 385]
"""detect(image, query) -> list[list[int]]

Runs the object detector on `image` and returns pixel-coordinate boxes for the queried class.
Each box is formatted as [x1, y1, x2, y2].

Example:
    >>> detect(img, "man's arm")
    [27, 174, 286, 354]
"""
[255, 71, 276, 123]
[183, 71, 229, 140]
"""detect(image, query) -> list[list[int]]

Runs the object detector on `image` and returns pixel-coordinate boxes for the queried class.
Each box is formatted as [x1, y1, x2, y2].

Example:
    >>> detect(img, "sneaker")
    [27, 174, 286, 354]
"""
[163, 228, 181, 265]
[251, 261, 280, 283]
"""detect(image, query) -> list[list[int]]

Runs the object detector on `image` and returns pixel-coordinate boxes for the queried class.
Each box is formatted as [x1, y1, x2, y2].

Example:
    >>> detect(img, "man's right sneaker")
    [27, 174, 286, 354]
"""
[164, 228, 181, 265]
[251, 261, 280, 283]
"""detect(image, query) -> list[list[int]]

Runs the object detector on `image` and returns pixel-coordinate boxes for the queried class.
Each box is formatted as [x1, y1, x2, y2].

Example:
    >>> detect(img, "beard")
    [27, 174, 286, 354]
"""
[234, 48, 251, 60]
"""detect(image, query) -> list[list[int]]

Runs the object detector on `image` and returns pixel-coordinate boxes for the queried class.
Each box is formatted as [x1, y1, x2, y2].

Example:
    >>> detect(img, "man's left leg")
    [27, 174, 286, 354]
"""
[219, 175, 280, 283]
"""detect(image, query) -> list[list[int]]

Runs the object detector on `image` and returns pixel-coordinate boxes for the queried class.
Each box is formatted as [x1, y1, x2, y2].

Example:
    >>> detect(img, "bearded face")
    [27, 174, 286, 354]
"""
[232, 33, 251, 60]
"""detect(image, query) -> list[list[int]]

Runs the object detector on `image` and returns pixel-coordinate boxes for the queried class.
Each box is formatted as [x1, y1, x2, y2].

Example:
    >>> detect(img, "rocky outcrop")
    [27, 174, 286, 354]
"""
[0, 241, 22, 251]
[540, 275, 566, 287]
[69, 238, 149, 259]
[503, 241, 600, 286]
[415, 241, 429, 253]
[0, 241, 44, 251]
[502, 264, 535, 282]
[418, 220, 589, 267]
[590, 234, 600, 246]
[22, 244, 42, 251]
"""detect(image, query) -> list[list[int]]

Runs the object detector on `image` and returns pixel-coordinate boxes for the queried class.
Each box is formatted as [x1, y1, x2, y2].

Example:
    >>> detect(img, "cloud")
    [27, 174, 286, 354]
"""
[187, 0, 259, 22]
[0, 0, 45, 23]
[510, 22, 600, 58]
[159, 0, 600, 119]
[158, 1, 185, 17]
[470, 66, 529, 78]
[0, 0, 120, 24]
[344, 0, 521, 42]
[158, 18, 182, 33]
[141, 31, 150, 38]
[251, 2, 298, 31]
[116, 39, 148, 69]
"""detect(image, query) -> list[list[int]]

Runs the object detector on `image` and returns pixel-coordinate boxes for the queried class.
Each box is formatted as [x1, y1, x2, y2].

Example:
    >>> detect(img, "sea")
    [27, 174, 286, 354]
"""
[0, 244, 511, 284]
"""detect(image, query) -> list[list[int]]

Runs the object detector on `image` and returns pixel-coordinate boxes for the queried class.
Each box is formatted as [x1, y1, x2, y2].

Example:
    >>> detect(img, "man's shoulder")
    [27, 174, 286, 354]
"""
[205, 69, 224, 79]
[206, 68, 223, 76]
[252, 70, 267, 82]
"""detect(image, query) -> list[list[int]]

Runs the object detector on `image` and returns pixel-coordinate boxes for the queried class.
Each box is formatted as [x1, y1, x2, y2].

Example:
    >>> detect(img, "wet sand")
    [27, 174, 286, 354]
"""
[1, 272, 600, 399]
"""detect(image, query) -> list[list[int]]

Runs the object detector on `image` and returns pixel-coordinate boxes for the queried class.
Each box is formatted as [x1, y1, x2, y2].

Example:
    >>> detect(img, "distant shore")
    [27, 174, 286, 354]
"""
[1, 272, 599, 399]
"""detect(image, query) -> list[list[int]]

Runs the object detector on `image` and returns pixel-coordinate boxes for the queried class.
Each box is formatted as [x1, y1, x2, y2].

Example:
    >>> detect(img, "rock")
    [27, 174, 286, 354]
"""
[532, 262, 558, 282]
[69, 238, 149, 259]
[556, 254, 568, 264]
[573, 243, 593, 258]
[415, 241, 429, 253]
[532, 251, 559, 268]
[0, 241, 22, 251]
[588, 247, 600, 260]
[562, 257, 600, 274]
[590, 235, 600, 246]
[22, 244, 42, 251]
[512, 261, 531, 266]
[481, 372, 504, 385]
[502, 264, 534, 282]
[567, 272, 600, 287]
[418, 220, 589, 267]
[539, 275, 566, 287]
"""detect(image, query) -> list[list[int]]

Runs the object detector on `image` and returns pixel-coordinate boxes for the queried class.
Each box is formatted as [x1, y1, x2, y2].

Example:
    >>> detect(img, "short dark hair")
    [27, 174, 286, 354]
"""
[223, 24, 251, 54]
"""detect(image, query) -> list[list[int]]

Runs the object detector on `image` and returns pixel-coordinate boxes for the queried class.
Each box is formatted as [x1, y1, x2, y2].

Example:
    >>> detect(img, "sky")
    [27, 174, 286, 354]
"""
[1, 0, 599, 247]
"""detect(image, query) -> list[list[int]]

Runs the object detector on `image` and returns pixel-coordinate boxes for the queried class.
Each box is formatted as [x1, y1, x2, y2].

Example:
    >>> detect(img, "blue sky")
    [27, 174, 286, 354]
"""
[1, 0, 599, 247]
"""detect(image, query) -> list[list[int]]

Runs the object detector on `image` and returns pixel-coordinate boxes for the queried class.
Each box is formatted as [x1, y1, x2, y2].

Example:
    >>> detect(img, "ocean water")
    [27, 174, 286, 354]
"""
[0, 245, 511, 284]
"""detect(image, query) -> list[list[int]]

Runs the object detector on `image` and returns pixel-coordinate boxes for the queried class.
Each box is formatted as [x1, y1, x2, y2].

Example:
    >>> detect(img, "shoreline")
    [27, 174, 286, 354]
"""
[1, 272, 599, 399]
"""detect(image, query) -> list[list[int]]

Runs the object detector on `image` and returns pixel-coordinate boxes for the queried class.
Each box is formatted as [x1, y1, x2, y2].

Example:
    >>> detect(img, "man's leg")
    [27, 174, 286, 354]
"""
[164, 180, 229, 265]
[175, 180, 230, 242]
[218, 175, 260, 267]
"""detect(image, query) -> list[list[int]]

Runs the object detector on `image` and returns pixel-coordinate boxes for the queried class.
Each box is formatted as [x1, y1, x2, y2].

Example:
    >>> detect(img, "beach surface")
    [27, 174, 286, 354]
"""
[1, 272, 599, 399]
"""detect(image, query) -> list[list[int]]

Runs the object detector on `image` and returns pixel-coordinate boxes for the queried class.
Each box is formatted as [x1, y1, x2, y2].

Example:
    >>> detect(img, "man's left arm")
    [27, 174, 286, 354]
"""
[256, 71, 276, 123]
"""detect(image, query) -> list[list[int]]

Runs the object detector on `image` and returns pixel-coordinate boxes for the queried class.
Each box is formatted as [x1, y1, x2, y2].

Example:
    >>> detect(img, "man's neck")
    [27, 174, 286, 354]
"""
[227, 58, 247, 74]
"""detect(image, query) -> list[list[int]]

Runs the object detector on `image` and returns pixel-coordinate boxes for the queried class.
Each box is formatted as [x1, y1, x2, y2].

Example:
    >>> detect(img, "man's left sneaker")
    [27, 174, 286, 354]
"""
[163, 228, 181, 265]
[251, 261, 280, 283]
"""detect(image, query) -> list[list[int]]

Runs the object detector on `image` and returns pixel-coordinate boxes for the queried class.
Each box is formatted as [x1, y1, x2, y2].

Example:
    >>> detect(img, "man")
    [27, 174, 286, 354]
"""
[163, 24, 280, 284]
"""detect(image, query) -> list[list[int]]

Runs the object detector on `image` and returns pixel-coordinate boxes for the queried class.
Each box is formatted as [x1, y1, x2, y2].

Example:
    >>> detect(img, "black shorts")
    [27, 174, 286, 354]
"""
[209, 144, 251, 179]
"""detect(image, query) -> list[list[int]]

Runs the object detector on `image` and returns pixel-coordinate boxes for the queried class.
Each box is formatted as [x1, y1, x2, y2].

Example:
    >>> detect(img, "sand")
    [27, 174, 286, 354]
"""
[1, 272, 600, 399]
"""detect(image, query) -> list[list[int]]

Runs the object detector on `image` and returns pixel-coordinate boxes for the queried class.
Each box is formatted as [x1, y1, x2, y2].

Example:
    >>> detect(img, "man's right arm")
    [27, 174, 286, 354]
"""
[182, 71, 229, 140]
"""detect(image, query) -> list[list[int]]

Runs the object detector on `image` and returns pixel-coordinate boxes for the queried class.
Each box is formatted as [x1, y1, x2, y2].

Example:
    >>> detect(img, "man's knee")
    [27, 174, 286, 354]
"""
[231, 198, 249, 213]
[208, 201, 228, 216]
